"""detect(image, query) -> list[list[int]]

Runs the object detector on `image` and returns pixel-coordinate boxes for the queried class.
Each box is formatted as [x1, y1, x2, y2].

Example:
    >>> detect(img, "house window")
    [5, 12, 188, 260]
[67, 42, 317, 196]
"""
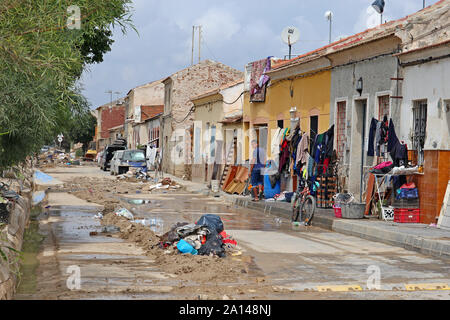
[378, 95, 390, 120]
[413, 100, 427, 165]
[277, 120, 284, 129]
[336, 102, 347, 162]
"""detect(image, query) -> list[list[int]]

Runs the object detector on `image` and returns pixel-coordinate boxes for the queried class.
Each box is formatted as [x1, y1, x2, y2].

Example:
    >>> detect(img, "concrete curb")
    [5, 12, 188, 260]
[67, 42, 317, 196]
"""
[231, 198, 450, 260]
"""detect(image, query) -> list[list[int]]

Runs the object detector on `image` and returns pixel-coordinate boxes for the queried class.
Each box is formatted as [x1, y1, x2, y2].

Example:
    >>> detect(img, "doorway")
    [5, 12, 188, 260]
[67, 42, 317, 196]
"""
[349, 99, 368, 202]
[310, 116, 318, 154]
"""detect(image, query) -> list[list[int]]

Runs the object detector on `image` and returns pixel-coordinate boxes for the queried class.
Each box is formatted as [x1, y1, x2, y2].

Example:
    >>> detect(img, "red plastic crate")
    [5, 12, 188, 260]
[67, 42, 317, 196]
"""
[394, 208, 420, 223]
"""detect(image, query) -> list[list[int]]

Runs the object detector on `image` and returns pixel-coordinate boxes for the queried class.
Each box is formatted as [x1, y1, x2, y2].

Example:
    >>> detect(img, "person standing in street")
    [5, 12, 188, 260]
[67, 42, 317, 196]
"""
[250, 140, 266, 201]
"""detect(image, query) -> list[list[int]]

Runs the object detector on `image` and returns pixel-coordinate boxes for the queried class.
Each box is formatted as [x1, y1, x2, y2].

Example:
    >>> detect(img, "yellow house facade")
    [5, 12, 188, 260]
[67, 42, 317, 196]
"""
[242, 56, 332, 162]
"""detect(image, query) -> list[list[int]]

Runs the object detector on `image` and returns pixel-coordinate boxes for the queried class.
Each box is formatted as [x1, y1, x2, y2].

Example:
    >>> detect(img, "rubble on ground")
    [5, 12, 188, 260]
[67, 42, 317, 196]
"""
[100, 212, 246, 283]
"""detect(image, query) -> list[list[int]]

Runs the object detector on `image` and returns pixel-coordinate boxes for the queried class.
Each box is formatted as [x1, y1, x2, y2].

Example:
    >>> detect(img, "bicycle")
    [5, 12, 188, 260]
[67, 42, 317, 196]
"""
[291, 178, 316, 226]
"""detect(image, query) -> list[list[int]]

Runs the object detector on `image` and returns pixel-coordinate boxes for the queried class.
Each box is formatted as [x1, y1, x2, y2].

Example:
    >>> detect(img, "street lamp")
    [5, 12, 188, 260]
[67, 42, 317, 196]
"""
[372, 0, 385, 25]
[356, 77, 363, 96]
[325, 11, 333, 44]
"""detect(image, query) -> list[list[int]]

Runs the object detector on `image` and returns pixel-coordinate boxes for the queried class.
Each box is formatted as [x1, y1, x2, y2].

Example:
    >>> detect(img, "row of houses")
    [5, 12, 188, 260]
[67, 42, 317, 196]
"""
[94, 0, 450, 224]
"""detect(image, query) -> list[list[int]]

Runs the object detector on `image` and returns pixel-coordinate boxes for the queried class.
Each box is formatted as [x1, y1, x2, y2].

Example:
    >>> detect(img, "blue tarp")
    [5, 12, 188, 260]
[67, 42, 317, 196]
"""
[34, 170, 55, 183]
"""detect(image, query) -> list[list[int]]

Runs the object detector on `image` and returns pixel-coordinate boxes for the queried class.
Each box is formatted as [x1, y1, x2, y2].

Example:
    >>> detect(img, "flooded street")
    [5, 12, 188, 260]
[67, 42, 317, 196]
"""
[14, 166, 450, 300]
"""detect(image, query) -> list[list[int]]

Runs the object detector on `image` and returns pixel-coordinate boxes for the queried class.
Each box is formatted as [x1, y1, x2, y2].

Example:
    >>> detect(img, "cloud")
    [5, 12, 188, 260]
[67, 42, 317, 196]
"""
[79, 0, 436, 109]
[194, 8, 241, 46]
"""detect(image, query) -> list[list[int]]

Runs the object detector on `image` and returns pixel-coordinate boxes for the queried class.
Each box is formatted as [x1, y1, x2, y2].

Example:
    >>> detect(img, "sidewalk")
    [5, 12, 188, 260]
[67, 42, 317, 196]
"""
[231, 198, 450, 260]
[154, 171, 450, 259]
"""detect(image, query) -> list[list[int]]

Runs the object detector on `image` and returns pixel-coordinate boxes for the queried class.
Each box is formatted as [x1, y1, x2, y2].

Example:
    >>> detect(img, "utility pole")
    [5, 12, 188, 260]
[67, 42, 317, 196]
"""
[191, 26, 202, 66]
[423, 0, 426, 9]
[198, 25, 202, 64]
[191, 26, 195, 66]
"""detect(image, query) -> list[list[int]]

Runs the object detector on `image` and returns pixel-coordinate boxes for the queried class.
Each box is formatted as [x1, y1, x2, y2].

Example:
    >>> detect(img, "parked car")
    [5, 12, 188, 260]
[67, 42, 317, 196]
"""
[110, 150, 147, 175]
[100, 145, 126, 171]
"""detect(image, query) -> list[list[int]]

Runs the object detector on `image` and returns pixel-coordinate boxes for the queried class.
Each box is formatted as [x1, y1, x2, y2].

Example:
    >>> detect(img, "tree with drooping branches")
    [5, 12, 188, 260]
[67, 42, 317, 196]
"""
[0, 0, 135, 169]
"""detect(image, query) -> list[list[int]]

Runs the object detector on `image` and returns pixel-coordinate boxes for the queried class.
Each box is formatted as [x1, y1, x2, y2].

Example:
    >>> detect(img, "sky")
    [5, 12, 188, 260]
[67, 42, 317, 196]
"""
[80, 0, 436, 109]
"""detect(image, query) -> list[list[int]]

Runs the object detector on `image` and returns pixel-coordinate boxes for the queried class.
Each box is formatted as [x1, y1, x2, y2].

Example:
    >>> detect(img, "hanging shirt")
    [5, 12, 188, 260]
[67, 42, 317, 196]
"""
[147, 145, 157, 166]
[296, 133, 310, 167]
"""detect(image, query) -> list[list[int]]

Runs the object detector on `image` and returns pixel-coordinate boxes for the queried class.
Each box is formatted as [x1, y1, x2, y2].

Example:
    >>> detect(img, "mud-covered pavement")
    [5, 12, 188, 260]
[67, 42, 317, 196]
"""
[14, 164, 450, 300]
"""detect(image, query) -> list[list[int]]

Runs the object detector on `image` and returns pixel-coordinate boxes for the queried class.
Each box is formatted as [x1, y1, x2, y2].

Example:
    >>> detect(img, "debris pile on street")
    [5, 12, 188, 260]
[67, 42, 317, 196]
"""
[100, 211, 247, 283]
[159, 214, 240, 258]
[38, 149, 77, 168]
[146, 178, 182, 192]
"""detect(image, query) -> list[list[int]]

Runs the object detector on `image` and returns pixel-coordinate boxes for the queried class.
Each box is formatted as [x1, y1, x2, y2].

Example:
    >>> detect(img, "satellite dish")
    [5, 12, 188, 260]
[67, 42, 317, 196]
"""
[281, 27, 300, 45]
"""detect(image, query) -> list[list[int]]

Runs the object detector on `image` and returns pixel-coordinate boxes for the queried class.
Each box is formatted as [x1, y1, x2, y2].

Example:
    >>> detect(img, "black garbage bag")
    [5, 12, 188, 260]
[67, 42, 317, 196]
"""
[269, 173, 280, 189]
[196, 214, 224, 234]
[198, 229, 225, 258]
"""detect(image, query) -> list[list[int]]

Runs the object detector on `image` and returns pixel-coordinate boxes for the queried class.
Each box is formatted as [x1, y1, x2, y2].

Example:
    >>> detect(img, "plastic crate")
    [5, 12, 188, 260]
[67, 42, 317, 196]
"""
[394, 208, 420, 223]
[333, 205, 342, 218]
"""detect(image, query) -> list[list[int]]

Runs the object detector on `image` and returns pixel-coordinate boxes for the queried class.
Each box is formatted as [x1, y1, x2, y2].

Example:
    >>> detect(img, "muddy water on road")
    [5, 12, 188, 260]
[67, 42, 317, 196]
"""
[15, 191, 317, 300]
[122, 194, 320, 236]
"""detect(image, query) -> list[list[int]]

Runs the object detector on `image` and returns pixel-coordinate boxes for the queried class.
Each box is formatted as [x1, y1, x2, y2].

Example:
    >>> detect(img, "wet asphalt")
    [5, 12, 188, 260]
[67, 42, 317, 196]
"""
[14, 166, 450, 300]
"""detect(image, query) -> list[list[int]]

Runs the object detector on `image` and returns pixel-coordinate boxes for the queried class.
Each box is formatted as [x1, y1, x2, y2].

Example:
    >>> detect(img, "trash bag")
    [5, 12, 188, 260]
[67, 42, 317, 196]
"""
[160, 222, 189, 244]
[198, 229, 225, 257]
[177, 239, 198, 255]
[269, 173, 280, 189]
[196, 214, 224, 234]
[176, 223, 207, 238]
[183, 235, 203, 250]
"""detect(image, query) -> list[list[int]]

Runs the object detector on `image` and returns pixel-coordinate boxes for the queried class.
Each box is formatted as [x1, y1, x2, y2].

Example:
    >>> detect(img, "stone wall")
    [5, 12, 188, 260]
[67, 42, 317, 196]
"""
[0, 195, 31, 300]
[0, 166, 33, 300]
[162, 60, 244, 176]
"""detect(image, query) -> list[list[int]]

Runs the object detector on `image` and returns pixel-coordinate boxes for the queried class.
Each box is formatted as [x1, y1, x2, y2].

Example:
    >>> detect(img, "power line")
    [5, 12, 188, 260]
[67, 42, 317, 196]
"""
[201, 37, 219, 62]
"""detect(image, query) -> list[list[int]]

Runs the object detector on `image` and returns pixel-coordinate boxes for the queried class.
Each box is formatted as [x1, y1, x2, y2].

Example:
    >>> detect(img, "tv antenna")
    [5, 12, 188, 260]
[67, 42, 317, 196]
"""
[105, 90, 121, 108]
[281, 27, 300, 59]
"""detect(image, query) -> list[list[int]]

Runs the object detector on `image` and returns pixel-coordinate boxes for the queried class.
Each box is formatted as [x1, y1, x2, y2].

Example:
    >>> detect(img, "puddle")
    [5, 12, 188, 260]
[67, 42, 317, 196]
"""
[125, 199, 152, 206]
[15, 206, 45, 295]
[32, 191, 46, 206]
